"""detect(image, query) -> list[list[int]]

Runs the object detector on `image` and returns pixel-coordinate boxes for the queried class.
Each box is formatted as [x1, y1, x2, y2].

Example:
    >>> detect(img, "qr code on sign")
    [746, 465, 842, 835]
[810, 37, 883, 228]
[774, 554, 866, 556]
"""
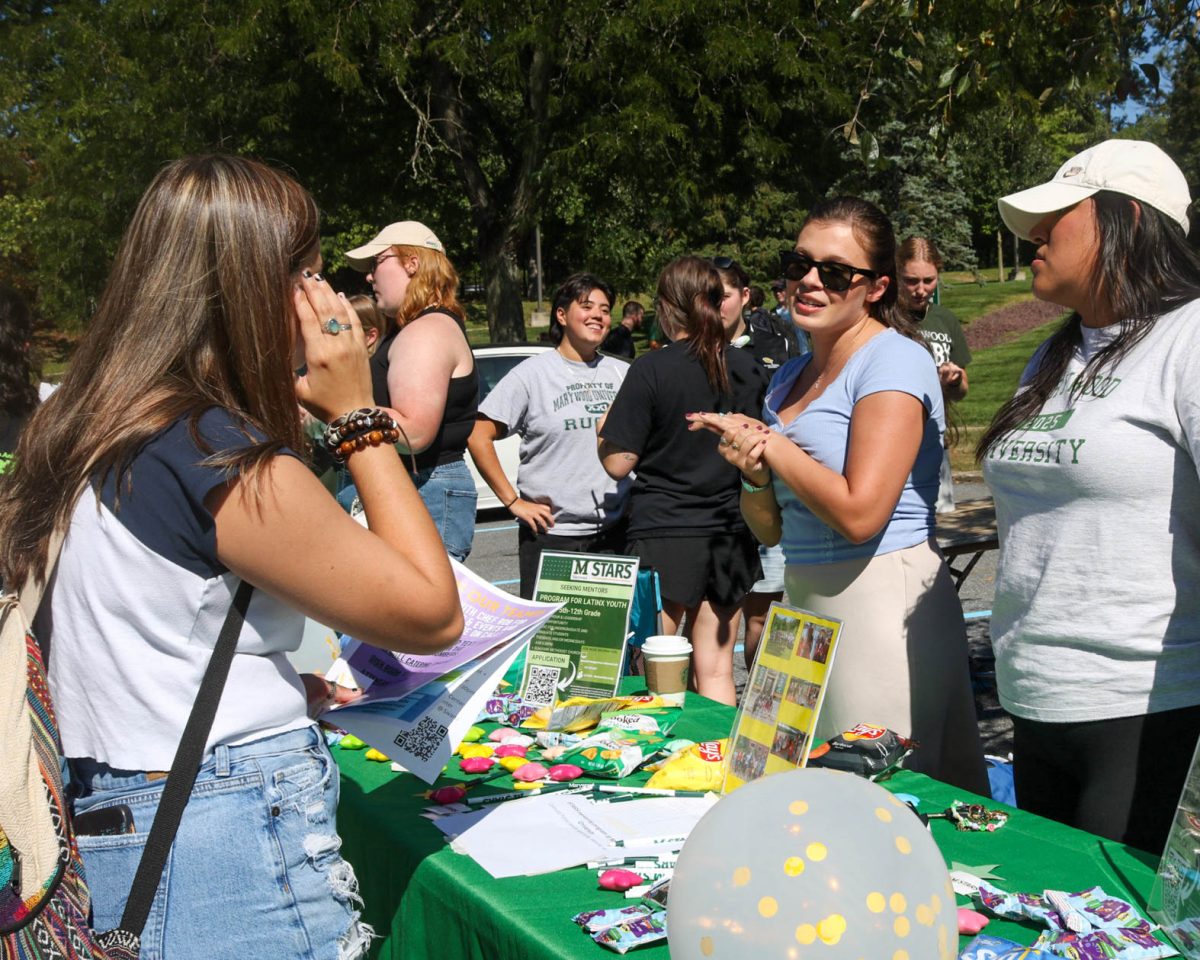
[524, 665, 561, 707]
[393, 716, 448, 762]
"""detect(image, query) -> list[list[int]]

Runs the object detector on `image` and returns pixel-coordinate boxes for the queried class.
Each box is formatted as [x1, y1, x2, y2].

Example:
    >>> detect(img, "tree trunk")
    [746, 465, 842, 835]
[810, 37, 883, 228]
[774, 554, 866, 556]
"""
[479, 229, 526, 343]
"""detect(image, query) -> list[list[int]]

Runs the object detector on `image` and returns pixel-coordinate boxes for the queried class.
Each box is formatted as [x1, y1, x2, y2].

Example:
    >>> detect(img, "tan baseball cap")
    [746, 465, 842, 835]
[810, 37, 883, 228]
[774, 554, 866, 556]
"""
[998, 139, 1191, 240]
[344, 221, 445, 271]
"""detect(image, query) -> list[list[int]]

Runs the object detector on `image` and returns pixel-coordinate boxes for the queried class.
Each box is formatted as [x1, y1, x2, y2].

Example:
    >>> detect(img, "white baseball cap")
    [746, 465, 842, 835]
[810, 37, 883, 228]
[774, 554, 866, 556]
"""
[998, 139, 1192, 240]
[344, 220, 444, 270]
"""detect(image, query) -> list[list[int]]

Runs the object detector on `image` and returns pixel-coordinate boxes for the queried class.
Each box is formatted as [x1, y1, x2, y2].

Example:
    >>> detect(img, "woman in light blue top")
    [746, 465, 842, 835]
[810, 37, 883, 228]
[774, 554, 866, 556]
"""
[689, 197, 987, 793]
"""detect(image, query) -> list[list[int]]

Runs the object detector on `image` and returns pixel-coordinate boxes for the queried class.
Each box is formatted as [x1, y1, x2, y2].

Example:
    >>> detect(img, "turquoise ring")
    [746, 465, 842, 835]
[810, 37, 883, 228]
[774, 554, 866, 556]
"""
[324, 318, 352, 335]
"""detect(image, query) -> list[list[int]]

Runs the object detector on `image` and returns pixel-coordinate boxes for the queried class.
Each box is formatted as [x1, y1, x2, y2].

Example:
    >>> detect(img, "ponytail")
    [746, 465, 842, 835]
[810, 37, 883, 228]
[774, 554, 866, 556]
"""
[656, 256, 729, 394]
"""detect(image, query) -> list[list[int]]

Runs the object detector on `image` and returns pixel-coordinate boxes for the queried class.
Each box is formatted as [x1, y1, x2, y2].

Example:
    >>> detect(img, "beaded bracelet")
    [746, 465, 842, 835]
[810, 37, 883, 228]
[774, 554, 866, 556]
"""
[323, 407, 402, 464]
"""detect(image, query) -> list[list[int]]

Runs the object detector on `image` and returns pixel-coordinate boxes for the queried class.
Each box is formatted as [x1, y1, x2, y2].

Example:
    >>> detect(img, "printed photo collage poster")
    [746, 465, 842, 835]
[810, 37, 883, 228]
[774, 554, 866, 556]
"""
[721, 602, 844, 794]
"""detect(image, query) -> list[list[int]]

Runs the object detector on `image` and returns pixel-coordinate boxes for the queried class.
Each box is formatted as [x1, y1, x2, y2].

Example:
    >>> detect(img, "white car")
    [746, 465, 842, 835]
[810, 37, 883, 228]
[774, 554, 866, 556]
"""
[468, 343, 552, 511]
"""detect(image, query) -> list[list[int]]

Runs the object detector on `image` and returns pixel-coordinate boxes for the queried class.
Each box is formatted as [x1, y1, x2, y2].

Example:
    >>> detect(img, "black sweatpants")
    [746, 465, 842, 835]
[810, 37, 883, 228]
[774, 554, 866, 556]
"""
[1012, 703, 1200, 853]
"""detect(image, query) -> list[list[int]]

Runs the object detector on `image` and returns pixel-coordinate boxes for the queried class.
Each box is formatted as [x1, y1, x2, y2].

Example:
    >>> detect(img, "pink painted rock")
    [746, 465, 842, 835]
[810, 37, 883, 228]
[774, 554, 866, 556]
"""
[599, 869, 645, 892]
[512, 762, 549, 782]
[459, 756, 496, 774]
[488, 727, 520, 742]
[428, 785, 467, 805]
[493, 744, 528, 759]
[957, 908, 989, 935]
[548, 764, 584, 782]
[540, 745, 568, 761]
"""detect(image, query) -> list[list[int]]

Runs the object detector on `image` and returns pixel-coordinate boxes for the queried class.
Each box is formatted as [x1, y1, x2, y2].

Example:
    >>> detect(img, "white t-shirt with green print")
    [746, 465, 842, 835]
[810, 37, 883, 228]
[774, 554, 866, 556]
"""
[984, 301, 1200, 723]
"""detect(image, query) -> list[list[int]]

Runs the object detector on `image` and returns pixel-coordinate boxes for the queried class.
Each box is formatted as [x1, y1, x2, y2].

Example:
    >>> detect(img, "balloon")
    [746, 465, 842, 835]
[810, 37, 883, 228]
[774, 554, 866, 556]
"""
[668, 768, 956, 959]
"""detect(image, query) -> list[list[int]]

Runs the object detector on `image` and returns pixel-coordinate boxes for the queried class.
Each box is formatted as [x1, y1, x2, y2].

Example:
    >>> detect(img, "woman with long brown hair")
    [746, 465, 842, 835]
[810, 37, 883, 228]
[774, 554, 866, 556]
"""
[689, 198, 987, 792]
[599, 256, 768, 705]
[0, 155, 462, 957]
[346, 222, 479, 561]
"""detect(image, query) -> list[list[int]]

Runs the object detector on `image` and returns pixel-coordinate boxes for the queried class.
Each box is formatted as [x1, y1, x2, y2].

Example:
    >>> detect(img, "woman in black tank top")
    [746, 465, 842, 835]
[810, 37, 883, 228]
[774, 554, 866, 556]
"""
[345, 221, 480, 561]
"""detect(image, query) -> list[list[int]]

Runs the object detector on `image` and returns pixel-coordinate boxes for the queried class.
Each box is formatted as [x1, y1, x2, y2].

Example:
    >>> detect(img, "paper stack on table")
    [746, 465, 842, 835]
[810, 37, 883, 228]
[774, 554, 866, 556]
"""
[449, 792, 718, 879]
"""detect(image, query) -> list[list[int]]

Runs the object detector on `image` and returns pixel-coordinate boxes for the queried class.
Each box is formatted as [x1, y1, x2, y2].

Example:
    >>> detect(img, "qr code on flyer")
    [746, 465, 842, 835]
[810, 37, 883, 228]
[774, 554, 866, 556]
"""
[524, 664, 561, 707]
[393, 716, 448, 762]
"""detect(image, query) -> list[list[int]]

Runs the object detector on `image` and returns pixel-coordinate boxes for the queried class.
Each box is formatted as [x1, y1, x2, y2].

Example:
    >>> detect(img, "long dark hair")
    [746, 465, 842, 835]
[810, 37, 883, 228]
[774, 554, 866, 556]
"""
[977, 191, 1200, 460]
[0, 154, 320, 587]
[655, 256, 729, 393]
[801, 196, 920, 341]
[0, 286, 38, 419]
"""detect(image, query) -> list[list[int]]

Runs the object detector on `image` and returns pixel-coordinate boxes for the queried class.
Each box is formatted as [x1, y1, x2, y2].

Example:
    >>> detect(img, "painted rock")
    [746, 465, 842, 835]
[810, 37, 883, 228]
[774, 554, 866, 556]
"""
[493, 744, 528, 759]
[599, 869, 645, 892]
[512, 762, 549, 782]
[499, 756, 531, 773]
[548, 764, 584, 782]
[459, 756, 496, 774]
[428, 785, 467, 804]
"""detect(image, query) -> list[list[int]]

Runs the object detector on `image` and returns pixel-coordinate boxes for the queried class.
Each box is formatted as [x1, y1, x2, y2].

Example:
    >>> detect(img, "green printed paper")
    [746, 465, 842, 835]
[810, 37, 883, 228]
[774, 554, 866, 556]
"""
[520, 551, 638, 705]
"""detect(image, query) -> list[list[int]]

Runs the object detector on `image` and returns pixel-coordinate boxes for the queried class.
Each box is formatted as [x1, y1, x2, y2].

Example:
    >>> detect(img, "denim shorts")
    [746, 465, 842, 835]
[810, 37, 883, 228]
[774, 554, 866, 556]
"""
[411, 457, 477, 562]
[68, 726, 372, 960]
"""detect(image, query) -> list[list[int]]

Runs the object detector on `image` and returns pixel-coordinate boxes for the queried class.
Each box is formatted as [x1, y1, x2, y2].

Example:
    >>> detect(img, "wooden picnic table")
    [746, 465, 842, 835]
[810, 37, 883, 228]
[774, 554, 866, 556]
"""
[935, 497, 998, 590]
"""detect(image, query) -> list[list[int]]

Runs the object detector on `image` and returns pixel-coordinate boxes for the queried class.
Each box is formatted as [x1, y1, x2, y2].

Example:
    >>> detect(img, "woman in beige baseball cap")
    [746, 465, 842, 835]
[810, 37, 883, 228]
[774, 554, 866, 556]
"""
[344, 222, 479, 561]
[979, 139, 1200, 851]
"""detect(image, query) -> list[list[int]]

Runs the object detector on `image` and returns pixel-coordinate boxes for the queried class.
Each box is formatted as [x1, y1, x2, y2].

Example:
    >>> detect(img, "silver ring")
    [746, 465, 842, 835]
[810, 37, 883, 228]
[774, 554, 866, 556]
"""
[731, 442, 741, 451]
[719, 438, 731, 447]
[324, 318, 352, 335]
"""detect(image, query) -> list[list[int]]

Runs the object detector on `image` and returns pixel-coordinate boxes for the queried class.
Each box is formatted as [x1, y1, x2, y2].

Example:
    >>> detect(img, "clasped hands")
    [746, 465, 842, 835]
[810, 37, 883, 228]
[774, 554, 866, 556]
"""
[686, 411, 772, 487]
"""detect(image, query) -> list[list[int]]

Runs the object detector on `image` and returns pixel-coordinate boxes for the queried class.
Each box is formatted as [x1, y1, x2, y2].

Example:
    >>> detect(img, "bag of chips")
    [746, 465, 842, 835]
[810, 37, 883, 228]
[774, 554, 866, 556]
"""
[645, 739, 728, 792]
[805, 723, 915, 779]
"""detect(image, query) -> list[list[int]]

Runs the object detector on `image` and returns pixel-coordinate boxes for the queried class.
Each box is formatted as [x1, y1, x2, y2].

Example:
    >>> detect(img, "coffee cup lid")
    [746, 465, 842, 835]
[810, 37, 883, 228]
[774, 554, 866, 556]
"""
[641, 635, 692, 655]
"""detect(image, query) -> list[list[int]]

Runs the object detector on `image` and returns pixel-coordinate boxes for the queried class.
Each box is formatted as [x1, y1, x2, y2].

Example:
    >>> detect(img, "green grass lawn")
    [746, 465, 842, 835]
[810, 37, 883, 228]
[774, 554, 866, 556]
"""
[937, 276, 1035, 325]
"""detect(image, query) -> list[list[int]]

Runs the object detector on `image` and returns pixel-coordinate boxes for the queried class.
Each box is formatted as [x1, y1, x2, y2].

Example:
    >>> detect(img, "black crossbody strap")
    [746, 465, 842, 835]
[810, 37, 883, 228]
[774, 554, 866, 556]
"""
[117, 580, 254, 936]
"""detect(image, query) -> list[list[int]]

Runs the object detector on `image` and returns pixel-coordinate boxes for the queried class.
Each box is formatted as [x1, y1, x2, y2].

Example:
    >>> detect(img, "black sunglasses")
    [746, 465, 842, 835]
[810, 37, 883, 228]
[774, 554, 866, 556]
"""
[779, 251, 879, 292]
[711, 255, 737, 270]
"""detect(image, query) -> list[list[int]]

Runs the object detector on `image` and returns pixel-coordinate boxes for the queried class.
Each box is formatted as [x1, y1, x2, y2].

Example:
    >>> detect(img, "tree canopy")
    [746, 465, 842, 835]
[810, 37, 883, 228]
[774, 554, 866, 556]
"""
[2, 0, 1197, 337]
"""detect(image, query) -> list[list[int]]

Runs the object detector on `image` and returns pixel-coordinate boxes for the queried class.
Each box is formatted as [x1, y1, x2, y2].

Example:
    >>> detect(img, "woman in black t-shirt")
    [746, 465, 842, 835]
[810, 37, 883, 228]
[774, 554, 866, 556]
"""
[599, 257, 767, 705]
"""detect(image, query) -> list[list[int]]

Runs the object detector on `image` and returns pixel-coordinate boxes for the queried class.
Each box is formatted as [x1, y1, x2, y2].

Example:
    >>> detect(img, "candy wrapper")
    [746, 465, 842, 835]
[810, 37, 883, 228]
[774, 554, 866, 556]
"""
[535, 731, 584, 749]
[958, 934, 1057, 959]
[645, 740, 728, 792]
[523, 695, 671, 733]
[806, 723, 914, 779]
[561, 730, 669, 779]
[976, 883, 1176, 959]
[476, 693, 538, 727]
[591, 909, 668, 954]
[573, 905, 653, 934]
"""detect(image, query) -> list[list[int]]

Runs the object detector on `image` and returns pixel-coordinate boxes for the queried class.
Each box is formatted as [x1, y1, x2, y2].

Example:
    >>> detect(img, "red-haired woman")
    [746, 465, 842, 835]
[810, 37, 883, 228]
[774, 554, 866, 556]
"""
[346, 221, 479, 560]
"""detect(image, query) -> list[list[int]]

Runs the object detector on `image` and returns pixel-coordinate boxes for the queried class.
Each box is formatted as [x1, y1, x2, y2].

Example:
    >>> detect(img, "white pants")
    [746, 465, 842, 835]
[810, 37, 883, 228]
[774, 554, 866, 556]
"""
[786, 538, 989, 795]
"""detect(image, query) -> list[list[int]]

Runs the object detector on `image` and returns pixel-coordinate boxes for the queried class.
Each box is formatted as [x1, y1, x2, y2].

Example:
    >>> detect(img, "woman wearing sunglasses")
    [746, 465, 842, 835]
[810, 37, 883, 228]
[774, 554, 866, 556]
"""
[689, 197, 987, 793]
[345, 222, 479, 561]
[981, 141, 1200, 850]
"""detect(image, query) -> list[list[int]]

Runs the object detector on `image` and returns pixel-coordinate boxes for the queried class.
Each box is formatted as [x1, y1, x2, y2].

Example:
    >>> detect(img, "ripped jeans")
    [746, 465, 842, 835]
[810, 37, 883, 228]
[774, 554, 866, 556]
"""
[68, 725, 372, 960]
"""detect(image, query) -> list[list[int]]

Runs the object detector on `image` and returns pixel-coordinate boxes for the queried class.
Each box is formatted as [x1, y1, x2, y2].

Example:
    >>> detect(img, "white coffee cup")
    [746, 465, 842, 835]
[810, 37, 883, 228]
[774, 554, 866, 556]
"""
[641, 635, 692, 706]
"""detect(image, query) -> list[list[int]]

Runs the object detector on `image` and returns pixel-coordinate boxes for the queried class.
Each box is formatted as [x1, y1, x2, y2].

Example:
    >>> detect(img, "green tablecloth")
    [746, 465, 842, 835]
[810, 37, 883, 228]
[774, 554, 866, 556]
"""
[333, 687, 1161, 959]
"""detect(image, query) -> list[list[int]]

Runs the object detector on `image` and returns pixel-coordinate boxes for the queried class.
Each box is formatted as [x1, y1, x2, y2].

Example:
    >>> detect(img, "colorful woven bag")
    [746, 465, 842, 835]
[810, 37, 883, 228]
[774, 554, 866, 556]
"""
[0, 567, 134, 959]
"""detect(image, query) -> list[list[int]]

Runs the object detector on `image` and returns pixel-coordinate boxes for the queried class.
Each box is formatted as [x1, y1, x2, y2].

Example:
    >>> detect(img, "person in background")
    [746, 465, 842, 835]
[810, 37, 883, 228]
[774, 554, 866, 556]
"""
[711, 259, 791, 671]
[0, 285, 38, 473]
[689, 197, 987, 792]
[897, 237, 971, 513]
[601, 300, 642, 359]
[468, 274, 632, 598]
[345, 221, 479, 561]
[599, 256, 768, 706]
[349, 294, 385, 357]
[981, 140, 1200, 851]
[773, 278, 810, 354]
[0, 155, 462, 957]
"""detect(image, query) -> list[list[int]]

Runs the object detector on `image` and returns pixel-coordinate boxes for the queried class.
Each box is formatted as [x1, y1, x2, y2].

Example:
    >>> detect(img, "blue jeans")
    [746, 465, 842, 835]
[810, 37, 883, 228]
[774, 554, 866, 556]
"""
[69, 726, 371, 960]
[411, 458, 476, 562]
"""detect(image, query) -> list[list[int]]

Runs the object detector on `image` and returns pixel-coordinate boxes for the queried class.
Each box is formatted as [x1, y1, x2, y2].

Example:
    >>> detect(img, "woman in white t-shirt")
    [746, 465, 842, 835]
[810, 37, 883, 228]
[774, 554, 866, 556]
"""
[0, 155, 462, 958]
[467, 274, 632, 598]
[981, 139, 1200, 851]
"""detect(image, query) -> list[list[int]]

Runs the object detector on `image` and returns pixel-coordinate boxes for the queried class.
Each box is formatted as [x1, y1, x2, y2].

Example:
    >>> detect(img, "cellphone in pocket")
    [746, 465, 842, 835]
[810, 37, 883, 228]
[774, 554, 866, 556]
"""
[73, 804, 135, 836]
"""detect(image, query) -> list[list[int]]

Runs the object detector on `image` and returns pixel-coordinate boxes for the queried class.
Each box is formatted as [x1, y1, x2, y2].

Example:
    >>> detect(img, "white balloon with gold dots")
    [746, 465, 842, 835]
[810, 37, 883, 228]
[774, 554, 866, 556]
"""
[668, 768, 956, 959]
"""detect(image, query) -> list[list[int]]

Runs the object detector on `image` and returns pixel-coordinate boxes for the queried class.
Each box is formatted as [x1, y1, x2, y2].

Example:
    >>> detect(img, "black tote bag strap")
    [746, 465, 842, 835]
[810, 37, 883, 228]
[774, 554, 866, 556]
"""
[116, 580, 254, 937]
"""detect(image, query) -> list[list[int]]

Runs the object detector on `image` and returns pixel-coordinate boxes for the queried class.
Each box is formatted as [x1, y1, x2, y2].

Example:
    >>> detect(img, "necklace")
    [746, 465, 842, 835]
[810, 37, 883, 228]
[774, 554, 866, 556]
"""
[807, 322, 873, 394]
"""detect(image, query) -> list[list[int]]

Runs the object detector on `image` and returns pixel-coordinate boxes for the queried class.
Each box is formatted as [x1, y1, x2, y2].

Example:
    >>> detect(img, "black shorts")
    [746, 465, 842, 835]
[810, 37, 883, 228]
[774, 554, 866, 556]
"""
[517, 520, 628, 600]
[628, 532, 761, 609]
